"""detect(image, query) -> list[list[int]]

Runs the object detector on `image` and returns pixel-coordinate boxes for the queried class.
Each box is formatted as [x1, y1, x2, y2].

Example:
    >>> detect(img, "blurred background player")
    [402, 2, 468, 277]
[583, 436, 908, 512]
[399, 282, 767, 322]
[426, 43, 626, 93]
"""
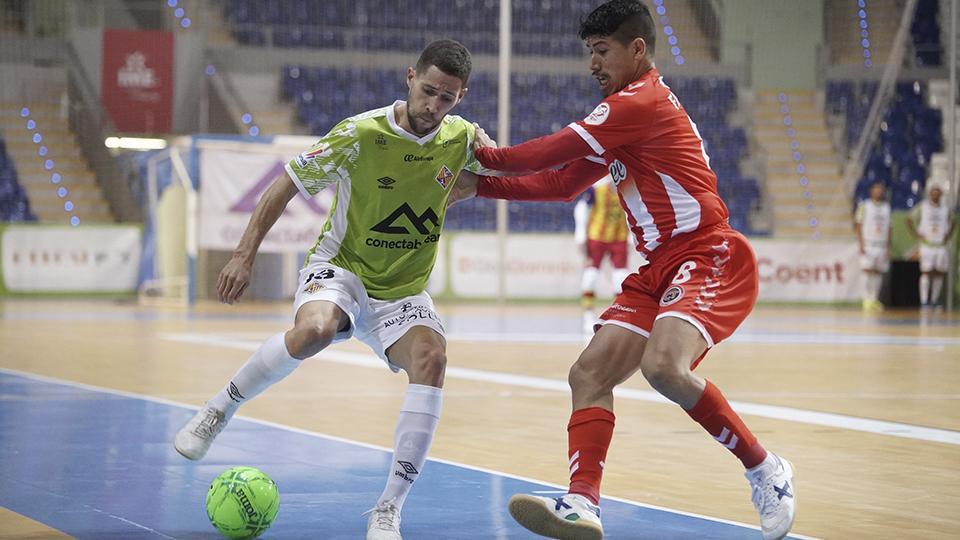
[907, 183, 955, 309]
[854, 181, 891, 312]
[174, 40, 483, 540]
[574, 175, 631, 333]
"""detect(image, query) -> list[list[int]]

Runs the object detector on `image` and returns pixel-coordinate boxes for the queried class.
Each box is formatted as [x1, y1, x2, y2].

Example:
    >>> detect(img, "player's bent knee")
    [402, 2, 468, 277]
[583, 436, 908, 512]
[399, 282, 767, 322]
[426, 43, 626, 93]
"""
[569, 353, 616, 394]
[407, 346, 447, 386]
[640, 356, 687, 393]
[293, 316, 340, 353]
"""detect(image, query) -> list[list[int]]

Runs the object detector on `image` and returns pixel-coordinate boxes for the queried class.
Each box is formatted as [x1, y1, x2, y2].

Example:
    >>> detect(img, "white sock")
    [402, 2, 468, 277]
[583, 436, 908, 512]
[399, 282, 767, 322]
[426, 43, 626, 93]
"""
[931, 276, 944, 305]
[208, 332, 300, 417]
[920, 274, 930, 305]
[377, 384, 442, 511]
[581, 266, 599, 292]
[612, 268, 631, 295]
[870, 272, 882, 302]
[862, 272, 875, 302]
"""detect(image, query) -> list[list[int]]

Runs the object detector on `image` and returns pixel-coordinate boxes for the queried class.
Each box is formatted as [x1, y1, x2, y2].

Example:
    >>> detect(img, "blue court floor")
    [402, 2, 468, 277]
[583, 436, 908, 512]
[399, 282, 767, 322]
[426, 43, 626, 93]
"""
[0, 369, 808, 539]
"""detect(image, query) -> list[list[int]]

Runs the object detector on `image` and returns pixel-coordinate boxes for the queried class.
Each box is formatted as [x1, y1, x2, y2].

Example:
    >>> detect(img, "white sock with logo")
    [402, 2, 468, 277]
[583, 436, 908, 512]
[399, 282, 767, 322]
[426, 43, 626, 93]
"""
[377, 384, 442, 510]
[920, 274, 930, 305]
[207, 332, 300, 417]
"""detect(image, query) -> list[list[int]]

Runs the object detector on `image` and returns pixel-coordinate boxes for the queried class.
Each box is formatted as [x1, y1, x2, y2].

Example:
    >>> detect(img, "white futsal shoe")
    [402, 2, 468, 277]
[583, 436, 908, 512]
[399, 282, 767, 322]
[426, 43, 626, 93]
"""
[509, 493, 603, 540]
[745, 453, 796, 540]
[364, 498, 402, 540]
[174, 405, 229, 461]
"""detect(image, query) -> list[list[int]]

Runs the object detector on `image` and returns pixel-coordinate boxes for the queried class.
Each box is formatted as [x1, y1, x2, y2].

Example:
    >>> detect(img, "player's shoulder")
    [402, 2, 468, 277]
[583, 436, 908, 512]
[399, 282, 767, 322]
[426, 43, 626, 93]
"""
[339, 105, 392, 136]
[440, 114, 475, 135]
[348, 104, 391, 123]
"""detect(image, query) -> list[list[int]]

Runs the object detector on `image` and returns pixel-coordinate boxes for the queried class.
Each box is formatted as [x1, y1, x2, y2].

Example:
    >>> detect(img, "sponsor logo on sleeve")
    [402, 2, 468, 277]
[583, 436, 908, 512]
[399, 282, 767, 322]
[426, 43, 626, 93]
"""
[295, 144, 328, 168]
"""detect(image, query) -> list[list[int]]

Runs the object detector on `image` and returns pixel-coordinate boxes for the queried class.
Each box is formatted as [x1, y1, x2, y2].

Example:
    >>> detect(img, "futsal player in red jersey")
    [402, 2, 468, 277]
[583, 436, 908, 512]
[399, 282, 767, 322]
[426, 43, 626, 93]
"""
[450, 1, 796, 538]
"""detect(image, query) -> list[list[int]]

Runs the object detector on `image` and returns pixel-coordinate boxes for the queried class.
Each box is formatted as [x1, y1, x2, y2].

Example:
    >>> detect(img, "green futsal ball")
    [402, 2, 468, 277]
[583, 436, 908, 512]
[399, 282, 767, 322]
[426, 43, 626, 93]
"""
[206, 466, 280, 539]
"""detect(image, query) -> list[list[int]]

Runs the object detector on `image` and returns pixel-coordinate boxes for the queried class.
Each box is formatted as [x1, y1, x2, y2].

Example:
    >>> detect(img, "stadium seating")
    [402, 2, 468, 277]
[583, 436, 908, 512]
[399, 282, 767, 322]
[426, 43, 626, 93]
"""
[281, 66, 755, 233]
[829, 80, 943, 209]
[0, 136, 37, 222]
[911, 0, 941, 66]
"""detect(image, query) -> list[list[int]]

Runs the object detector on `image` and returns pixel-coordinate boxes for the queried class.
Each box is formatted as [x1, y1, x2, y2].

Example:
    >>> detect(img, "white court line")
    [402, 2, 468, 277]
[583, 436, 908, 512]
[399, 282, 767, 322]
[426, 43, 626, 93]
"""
[0, 366, 818, 540]
[161, 332, 960, 446]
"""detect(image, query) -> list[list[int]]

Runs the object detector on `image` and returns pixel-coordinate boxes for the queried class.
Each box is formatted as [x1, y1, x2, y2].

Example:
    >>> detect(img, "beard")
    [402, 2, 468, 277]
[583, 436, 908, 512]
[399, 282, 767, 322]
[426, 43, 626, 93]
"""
[406, 108, 438, 135]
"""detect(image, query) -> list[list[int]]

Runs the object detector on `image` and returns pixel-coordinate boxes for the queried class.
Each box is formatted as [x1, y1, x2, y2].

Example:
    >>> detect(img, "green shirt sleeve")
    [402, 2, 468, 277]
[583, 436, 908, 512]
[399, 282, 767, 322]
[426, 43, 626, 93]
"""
[285, 119, 361, 197]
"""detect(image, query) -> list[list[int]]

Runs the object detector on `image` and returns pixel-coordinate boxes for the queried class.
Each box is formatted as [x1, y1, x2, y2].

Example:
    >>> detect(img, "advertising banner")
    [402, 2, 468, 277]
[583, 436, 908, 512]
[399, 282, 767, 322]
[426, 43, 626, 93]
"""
[199, 146, 333, 253]
[444, 234, 862, 302]
[102, 29, 174, 132]
[0, 225, 142, 293]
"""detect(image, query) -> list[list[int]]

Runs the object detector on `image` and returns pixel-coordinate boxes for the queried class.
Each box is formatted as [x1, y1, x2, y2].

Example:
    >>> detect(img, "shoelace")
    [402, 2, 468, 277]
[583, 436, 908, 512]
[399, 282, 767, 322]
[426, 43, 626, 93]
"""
[363, 501, 400, 531]
[750, 475, 780, 517]
[192, 411, 222, 438]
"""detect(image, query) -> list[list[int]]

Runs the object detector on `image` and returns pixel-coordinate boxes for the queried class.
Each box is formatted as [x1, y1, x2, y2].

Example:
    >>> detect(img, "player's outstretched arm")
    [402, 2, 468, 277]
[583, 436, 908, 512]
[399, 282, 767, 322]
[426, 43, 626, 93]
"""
[217, 171, 299, 304]
[477, 158, 607, 202]
[473, 124, 595, 174]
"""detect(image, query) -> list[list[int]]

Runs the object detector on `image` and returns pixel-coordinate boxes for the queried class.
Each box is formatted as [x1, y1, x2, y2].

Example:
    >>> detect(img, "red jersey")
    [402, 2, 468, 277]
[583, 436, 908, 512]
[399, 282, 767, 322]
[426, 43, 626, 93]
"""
[569, 68, 728, 257]
[476, 68, 729, 261]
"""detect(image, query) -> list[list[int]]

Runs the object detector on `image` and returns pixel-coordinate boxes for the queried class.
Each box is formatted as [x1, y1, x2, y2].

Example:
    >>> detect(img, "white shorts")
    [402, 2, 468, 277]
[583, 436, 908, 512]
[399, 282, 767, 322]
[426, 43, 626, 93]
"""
[860, 246, 889, 272]
[919, 245, 949, 273]
[293, 258, 444, 372]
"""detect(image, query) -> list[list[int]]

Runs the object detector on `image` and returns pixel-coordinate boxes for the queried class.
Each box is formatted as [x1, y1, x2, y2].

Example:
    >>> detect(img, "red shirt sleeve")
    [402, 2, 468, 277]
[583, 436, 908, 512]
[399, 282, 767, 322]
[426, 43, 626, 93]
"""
[476, 158, 608, 202]
[569, 90, 654, 155]
[474, 127, 596, 174]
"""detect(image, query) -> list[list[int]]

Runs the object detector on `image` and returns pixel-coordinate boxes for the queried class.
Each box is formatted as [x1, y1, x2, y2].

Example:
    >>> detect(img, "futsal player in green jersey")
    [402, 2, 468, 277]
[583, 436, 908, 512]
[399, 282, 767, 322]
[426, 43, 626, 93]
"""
[175, 40, 485, 540]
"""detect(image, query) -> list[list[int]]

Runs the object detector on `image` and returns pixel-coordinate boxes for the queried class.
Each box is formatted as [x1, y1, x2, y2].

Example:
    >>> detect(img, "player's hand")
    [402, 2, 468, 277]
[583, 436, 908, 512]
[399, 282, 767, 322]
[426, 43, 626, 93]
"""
[448, 170, 479, 207]
[217, 255, 253, 304]
[473, 123, 497, 150]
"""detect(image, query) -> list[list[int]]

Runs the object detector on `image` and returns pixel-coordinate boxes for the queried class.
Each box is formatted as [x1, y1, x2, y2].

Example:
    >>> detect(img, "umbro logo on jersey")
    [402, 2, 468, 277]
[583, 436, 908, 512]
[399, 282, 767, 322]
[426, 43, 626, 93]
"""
[371, 203, 439, 235]
[442, 138, 462, 148]
[377, 176, 396, 190]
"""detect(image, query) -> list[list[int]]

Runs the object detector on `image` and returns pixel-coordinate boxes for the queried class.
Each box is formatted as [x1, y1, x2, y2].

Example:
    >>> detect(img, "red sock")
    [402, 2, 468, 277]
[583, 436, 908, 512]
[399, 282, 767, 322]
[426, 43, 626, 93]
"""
[687, 380, 767, 468]
[567, 407, 615, 505]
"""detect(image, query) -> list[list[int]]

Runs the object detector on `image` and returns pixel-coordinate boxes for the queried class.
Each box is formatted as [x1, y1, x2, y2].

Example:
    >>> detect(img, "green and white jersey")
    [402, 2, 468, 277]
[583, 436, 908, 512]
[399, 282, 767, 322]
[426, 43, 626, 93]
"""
[855, 199, 891, 248]
[911, 201, 952, 246]
[285, 100, 482, 300]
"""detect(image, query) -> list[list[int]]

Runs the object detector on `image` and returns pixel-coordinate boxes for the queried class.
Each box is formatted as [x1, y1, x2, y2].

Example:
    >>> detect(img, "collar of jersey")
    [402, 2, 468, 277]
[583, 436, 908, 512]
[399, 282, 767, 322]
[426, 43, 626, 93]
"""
[387, 100, 443, 146]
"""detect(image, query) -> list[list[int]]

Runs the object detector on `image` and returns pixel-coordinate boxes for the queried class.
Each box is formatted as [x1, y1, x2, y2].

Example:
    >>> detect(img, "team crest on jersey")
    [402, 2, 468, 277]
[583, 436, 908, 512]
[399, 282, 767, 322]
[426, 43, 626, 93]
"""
[435, 164, 454, 188]
[660, 285, 684, 307]
[302, 281, 325, 294]
[585, 103, 610, 125]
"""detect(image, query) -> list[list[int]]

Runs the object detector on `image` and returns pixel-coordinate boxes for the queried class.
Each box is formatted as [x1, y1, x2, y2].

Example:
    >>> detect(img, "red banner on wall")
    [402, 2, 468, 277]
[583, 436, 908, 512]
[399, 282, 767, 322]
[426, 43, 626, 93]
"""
[101, 29, 174, 133]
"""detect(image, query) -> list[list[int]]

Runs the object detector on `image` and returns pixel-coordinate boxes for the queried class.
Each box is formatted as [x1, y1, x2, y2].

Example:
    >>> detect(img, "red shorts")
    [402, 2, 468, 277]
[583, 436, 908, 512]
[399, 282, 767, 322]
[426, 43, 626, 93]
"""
[599, 223, 758, 367]
[586, 239, 628, 268]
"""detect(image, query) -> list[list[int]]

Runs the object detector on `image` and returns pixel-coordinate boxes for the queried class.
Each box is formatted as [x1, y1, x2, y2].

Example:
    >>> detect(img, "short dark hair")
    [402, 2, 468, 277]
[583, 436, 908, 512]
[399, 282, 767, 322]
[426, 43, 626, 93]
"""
[579, 0, 656, 56]
[416, 39, 472, 85]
